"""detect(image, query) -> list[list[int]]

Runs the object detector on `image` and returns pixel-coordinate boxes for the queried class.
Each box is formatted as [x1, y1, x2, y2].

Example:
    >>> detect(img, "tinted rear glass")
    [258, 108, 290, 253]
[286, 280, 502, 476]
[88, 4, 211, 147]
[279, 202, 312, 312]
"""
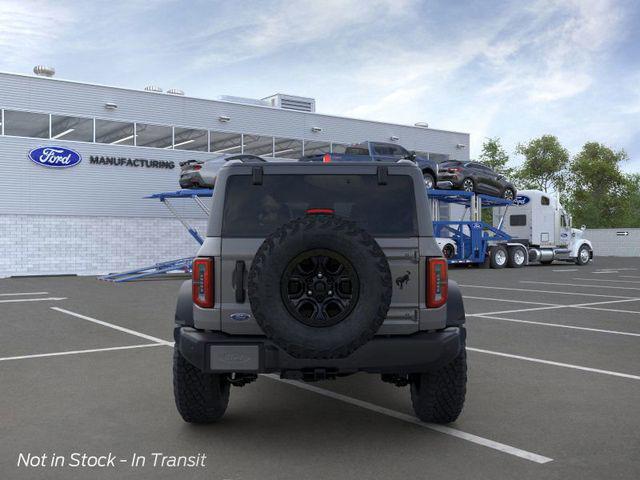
[510, 214, 527, 226]
[222, 174, 417, 237]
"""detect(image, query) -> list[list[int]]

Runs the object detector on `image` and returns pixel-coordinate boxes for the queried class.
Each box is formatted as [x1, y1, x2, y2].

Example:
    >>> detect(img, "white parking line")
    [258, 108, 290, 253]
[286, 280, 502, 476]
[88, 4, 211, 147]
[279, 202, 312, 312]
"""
[468, 314, 640, 337]
[51, 307, 173, 346]
[0, 292, 49, 296]
[265, 374, 553, 464]
[573, 278, 640, 284]
[459, 284, 635, 299]
[552, 269, 578, 272]
[0, 297, 67, 304]
[463, 296, 560, 307]
[468, 297, 640, 317]
[621, 275, 640, 279]
[521, 281, 640, 292]
[0, 343, 163, 362]
[467, 347, 640, 380]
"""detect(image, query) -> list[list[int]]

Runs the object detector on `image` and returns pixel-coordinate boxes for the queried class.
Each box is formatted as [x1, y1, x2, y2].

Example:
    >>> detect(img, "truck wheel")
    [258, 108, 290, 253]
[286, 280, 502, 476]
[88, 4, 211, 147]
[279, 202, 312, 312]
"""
[173, 349, 230, 423]
[489, 245, 507, 269]
[248, 214, 392, 359]
[502, 187, 515, 201]
[410, 340, 467, 424]
[423, 172, 435, 190]
[576, 245, 591, 265]
[462, 178, 475, 192]
[507, 246, 526, 268]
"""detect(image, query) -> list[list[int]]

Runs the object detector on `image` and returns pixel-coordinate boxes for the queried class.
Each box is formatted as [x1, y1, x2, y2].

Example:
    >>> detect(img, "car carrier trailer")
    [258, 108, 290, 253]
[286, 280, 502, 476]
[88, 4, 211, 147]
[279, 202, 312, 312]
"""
[428, 188, 593, 268]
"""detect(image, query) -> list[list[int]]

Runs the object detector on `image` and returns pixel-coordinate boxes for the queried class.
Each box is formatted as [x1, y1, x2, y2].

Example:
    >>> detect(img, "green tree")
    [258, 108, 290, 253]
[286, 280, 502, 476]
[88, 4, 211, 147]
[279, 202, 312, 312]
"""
[566, 142, 634, 228]
[515, 135, 569, 192]
[478, 137, 514, 177]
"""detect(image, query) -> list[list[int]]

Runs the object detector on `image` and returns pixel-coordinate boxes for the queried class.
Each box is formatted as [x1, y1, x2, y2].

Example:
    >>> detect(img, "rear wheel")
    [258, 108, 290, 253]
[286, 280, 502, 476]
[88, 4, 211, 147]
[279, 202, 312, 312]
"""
[173, 349, 230, 423]
[410, 341, 467, 424]
[423, 172, 435, 190]
[442, 243, 455, 259]
[502, 187, 515, 201]
[489, 245, 508, 269]
[507, 246, 526, 268]
[461, 178, 475, 192]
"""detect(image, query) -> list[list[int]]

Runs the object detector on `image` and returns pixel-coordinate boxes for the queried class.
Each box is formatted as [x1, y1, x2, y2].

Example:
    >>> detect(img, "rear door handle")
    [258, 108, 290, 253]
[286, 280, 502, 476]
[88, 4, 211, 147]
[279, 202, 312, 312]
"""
[233, 261, 246, 303]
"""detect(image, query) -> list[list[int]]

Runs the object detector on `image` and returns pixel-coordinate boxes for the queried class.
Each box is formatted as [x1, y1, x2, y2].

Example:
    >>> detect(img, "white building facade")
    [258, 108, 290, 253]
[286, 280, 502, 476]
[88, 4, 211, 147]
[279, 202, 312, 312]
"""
[0, 71, 470, 277]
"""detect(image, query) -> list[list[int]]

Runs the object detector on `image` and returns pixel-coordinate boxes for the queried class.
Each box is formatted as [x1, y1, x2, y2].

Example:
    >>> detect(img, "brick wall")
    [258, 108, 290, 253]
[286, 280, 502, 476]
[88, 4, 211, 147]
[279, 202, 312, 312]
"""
[0, 215, 207, 278]
[583, 228, 640, 257]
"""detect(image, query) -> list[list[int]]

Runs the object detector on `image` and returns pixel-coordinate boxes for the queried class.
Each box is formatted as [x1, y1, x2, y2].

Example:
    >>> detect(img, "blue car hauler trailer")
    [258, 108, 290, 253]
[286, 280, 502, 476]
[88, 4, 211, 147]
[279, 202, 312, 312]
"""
[427, 189, 517, 268]
[428, 189, 594, 268]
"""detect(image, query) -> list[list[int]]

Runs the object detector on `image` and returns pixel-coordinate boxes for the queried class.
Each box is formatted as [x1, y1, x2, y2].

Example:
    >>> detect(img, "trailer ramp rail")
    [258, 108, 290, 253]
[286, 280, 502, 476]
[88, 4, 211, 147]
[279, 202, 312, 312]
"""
[99, 189, 213, 282]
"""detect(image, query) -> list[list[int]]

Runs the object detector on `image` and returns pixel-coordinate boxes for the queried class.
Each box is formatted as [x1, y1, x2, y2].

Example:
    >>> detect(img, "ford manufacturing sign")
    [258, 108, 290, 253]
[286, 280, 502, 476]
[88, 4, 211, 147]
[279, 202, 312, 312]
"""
[28, 146, 82, 168]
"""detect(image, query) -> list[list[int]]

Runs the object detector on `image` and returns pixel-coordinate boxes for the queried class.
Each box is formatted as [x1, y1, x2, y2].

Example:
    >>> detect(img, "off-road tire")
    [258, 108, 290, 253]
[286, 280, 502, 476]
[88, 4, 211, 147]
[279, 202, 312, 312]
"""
[410, 341, 467, 424]
[248, 214, 392, 359]
[173, 349, 230, 423]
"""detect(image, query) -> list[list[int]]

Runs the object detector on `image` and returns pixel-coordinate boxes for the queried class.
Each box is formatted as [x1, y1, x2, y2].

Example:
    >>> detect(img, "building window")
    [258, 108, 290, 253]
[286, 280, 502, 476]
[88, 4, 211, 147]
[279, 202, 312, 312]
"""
[331, 143, 348, 154]
[3, 110, 49, 138]
[210, 131, 242, 154]
[95, 119, 135, 145]
[173, 127, 208, 151]
[303, 140, 330, 156]
[135, 123, 172, 149]
[243, 135, 274, 156]
[51, 115, 93, 142]
[274, 137, 303, 158]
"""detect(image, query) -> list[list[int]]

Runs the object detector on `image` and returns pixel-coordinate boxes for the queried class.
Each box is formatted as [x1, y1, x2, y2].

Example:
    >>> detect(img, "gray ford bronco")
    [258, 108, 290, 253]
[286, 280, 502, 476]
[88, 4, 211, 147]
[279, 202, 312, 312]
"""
[173, 160, 467, 424]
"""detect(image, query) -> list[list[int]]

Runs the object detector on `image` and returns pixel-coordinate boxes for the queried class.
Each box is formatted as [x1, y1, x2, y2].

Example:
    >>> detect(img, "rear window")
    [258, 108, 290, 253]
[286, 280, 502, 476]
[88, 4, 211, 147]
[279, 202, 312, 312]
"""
[222, 174, 418, 237]
[344, 147, 370, 156]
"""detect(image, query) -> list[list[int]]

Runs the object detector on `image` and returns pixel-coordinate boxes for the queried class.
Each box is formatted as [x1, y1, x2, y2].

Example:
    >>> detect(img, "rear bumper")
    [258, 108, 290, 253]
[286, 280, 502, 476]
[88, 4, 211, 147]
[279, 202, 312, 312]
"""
[175, 326, 464, 375]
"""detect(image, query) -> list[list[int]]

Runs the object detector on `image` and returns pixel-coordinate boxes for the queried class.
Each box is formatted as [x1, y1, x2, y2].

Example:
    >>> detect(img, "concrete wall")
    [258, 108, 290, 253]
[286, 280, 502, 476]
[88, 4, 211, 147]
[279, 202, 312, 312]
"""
[584, 228, 640, 257]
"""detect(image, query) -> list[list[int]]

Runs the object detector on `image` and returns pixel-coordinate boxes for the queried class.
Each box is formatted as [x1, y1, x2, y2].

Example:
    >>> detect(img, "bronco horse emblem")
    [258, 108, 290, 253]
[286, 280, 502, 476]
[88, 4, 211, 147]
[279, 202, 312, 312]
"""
[395, 270, 411, 289]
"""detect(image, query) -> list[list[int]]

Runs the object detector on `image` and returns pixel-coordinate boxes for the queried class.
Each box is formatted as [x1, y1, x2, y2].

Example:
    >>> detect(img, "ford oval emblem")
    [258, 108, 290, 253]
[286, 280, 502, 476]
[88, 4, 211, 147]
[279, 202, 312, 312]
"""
[514, 195, 530, 206]
[230, 312, 251, 321]
[28, 146, 82, 168]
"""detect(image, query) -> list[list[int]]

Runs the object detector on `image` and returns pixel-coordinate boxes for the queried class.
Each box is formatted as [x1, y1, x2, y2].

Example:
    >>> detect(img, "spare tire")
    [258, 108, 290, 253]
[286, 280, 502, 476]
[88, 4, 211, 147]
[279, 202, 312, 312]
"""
[248, 214, 392, 359]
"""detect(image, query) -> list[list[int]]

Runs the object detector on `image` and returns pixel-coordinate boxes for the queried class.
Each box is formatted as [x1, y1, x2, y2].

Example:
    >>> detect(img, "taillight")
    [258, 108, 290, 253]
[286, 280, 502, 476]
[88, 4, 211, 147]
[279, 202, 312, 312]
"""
[322, 153, 332, 163]
[193, 164, 202, 170]
[448, 167, 461, 173]
[306, 208, 334, 215]
[192, 258, 214, 308]
[427, 258, 448, 308]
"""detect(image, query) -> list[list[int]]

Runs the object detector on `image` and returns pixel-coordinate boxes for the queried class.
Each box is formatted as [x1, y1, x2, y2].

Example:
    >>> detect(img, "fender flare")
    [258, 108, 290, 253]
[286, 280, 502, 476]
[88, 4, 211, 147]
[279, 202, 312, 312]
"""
[446, 279, 465, 327]
[571, 239, 593, 258]
[175, 280, 194, 327]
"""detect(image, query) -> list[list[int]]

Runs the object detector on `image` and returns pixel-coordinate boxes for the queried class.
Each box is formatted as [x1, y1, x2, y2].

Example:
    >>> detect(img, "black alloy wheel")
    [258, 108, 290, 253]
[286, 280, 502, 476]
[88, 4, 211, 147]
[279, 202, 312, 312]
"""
[503, 188, 515, 200]
[462, 178, 474, 192]
[281, 249, 360, 328]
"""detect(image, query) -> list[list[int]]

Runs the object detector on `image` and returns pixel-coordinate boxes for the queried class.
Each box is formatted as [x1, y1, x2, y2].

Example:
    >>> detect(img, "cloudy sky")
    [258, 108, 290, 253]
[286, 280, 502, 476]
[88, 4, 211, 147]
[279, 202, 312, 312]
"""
[1, 0, 638, 171]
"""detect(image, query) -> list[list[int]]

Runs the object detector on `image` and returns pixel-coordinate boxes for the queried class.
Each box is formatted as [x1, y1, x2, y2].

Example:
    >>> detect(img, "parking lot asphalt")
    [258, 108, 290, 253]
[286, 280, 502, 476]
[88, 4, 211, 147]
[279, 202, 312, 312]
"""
[1, 257, 639, 479]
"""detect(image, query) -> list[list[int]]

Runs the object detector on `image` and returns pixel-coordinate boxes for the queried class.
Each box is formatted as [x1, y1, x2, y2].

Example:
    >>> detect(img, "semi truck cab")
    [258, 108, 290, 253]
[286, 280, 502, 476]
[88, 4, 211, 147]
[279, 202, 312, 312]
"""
[497, 190, 593, 265]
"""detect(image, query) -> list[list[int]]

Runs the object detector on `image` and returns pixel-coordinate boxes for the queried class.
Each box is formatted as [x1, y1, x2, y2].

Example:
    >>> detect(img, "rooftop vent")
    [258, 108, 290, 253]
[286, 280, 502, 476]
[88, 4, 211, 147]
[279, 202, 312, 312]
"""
[167, 88, 185, 96]
[262, 94, 316, 112]
[144, 85, 163, 93]
[33, 65, 55, 77]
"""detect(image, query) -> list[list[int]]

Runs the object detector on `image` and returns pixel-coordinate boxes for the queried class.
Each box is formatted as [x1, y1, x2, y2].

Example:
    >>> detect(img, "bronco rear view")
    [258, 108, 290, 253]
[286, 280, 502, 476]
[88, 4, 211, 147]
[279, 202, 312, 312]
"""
[173, 160, 467, 424]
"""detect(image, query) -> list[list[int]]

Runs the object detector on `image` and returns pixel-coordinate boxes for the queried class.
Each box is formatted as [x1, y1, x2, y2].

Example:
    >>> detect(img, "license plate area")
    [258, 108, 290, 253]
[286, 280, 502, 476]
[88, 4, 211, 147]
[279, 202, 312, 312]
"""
[209, 345, 260, 372]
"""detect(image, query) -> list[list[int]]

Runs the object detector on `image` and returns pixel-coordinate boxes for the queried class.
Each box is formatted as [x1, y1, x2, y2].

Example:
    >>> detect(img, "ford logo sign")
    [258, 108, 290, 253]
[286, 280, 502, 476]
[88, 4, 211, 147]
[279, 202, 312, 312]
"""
[230, 312, 251, 321]
[514, 195, 530, 206]
[28, 146, 82, 168]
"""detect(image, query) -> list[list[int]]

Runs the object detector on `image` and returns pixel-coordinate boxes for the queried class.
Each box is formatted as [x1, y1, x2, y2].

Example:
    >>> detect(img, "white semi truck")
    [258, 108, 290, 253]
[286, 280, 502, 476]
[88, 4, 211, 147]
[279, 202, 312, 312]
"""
[492, 189, 593, 267]
[430, 189, 593, 268]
